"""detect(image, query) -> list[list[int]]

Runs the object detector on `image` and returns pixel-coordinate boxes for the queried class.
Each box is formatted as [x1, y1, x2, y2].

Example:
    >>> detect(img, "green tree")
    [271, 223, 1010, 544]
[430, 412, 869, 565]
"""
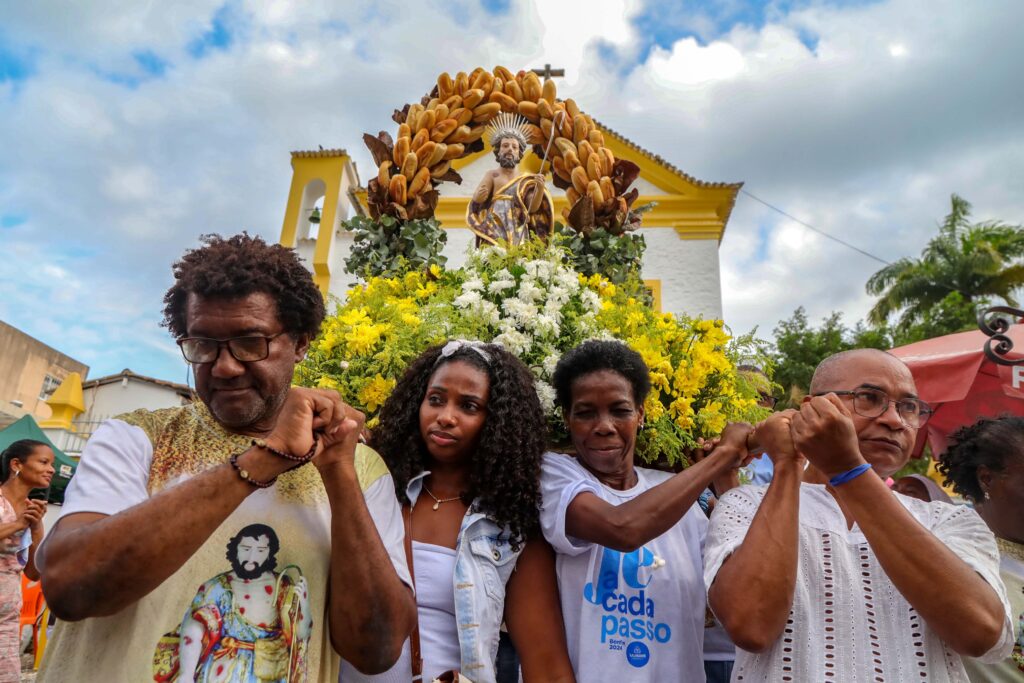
[891, 291, 981, 346]
[866, 195, 1024, 337]
[770, 307, 892, 406]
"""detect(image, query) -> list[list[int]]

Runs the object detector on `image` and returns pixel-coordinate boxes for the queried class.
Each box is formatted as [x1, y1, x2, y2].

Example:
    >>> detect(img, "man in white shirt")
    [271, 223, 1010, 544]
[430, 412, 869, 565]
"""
[35, 234, 415, 682]
[705, 348, 1014, 681]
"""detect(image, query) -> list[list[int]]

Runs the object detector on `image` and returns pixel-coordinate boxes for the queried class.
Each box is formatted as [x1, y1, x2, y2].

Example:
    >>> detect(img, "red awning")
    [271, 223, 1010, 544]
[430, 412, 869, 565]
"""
[890, 325, 1024, 457]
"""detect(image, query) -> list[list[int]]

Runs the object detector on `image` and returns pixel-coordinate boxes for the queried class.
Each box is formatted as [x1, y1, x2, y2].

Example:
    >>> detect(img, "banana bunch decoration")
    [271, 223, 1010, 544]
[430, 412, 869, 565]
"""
[363, 66, 641, 234]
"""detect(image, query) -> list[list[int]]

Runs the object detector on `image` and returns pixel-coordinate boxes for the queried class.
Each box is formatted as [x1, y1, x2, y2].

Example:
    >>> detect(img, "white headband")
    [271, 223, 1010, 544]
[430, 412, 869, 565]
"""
[437, 339, 492, 365]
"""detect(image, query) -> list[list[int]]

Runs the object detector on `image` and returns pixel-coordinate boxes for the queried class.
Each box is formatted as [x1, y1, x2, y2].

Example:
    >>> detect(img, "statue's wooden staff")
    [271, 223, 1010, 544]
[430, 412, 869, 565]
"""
[528, 110, 566, 213]
[537, 110, 566, 176]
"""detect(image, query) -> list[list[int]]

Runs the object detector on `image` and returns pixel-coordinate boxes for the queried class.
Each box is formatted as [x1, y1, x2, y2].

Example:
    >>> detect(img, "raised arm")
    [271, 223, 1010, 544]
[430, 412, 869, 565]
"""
[565, 423, 751, 552]
[794, 395, 1007, 658]
[472, 170, 495, 204]
[37, 388, 347, 621]
[0, 500, 41, 544]
[315, 411, 416, 673]
[22, 500, 45, 581]
[505, 538, 575, 683]
[707, 412, 802, 652]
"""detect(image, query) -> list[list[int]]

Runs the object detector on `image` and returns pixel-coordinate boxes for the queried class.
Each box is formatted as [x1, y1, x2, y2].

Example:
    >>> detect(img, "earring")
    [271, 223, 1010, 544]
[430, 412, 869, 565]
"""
[983, 490, 991, 501]
[13, 470, 19, 478]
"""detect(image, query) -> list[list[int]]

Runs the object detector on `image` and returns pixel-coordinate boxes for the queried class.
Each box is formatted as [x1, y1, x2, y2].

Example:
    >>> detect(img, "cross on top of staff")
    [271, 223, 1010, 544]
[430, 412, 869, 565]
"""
[530, 63, 565, 80]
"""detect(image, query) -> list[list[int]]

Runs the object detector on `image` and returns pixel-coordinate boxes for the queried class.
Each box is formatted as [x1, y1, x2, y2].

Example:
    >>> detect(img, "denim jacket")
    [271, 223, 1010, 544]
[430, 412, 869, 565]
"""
[407, 472, 523, 683]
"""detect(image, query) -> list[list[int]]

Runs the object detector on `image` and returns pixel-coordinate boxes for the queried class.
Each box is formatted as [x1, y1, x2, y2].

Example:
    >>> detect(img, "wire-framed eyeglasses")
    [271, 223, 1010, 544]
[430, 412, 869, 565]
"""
[177, 333, 285, 364]
[813, 387, 933, 428]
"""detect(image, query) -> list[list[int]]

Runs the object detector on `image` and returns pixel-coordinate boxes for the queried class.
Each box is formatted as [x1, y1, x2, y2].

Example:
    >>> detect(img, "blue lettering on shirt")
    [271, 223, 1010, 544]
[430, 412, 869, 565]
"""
[584, 546, 672, 666]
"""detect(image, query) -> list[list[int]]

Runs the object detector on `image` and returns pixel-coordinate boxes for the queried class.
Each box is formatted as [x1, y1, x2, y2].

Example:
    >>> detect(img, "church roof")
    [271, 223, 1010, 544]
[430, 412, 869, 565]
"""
[291, 148, 349, 159]
[593, 119, 743, 191]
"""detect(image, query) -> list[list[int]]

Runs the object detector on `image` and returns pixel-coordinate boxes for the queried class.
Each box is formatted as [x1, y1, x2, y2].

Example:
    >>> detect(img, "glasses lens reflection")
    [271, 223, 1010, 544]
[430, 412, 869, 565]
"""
[179, 336, 271, 363]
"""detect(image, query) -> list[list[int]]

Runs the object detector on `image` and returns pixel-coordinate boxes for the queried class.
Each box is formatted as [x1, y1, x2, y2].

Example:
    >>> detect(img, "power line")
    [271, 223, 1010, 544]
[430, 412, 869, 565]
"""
[739, 188, 970, 301]
[740, 189, 891, 266]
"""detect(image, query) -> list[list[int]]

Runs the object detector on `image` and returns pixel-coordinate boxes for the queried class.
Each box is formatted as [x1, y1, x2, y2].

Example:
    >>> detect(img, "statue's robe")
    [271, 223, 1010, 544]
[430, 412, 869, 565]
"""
[467, 174, 553, 246]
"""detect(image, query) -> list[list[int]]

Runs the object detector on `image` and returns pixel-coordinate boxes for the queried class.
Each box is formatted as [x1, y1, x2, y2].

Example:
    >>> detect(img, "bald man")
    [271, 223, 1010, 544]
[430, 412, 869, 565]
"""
[704, 349, 1013, 681]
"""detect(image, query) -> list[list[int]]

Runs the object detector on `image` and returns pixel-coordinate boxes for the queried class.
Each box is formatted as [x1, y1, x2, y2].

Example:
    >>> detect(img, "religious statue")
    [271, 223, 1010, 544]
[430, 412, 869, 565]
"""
[467, 113, 553, 246]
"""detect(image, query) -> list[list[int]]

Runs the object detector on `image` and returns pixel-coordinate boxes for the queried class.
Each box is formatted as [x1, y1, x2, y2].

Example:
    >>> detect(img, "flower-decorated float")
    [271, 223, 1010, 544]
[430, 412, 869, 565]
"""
[296, 66, 768, 467]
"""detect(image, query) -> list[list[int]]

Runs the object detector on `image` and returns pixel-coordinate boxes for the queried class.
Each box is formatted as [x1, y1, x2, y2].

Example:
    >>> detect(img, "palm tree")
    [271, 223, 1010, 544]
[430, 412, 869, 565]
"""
[866, 195, 1024, 330]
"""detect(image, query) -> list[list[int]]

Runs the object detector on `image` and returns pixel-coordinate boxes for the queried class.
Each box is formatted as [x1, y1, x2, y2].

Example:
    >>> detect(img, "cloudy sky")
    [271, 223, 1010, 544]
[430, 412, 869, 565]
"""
[1, 0, 1021, 383]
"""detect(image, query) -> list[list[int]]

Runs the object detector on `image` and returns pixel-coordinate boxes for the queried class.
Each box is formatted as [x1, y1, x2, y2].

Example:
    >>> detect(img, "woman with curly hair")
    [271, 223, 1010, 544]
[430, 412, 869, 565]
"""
[938, 415, 1024, 680]
[341, 340, 575, 683]
[539, 339, 753, 683]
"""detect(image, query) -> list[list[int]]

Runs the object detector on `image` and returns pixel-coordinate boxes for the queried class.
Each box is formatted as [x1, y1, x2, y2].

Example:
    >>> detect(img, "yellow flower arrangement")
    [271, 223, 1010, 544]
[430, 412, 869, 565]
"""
[298, 242, 769, 467]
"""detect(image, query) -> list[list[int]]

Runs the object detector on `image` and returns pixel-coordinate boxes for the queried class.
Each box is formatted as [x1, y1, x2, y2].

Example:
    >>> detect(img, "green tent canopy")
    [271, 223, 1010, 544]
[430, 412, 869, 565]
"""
[0, 415, 78, 504]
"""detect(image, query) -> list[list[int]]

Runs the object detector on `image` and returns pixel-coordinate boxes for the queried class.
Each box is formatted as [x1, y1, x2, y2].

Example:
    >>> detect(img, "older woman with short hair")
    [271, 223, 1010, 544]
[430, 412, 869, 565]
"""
[539, 340, 751, 682]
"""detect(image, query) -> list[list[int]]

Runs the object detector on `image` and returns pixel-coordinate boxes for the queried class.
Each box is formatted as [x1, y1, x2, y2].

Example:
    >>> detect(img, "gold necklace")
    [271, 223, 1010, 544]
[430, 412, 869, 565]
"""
[423, 484, 462, 511]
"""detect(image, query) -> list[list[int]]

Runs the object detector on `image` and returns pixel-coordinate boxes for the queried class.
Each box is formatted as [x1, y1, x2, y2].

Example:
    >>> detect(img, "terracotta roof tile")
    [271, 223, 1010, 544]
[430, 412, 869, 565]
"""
[291, 148, 349, 159]
[592, 118, 743, 191]
[83, 369, 192, 396]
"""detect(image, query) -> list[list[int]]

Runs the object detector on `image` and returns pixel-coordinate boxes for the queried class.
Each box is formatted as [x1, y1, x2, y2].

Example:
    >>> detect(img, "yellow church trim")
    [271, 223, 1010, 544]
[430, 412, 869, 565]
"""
[644, 279, 662, 312]
[280, 149, 353, 295]
[39, 372, 85, 431]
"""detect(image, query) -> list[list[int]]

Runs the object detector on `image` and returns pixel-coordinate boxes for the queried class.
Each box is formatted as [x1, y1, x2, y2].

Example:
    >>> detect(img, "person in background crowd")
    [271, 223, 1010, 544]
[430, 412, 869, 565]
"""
[738, 364, 778, 486]
[343, 340, 575, 683]
[892, 473, 953, 504]
[700, 364, 778, 681]
[35, 234, 415, 682]
[706, 348, 1014, 681]
[938, 415, 1024, 680]
[0, 440, 52, 683]
[540, 339, 752, 682]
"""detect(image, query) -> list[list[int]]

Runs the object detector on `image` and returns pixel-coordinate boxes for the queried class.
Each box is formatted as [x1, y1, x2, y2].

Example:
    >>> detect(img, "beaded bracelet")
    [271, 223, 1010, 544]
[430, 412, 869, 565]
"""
[251, 436, 318, 462]
[231, 435, 320, 489]
[829, 463, 872, 487]
[229, 452, 277, 489]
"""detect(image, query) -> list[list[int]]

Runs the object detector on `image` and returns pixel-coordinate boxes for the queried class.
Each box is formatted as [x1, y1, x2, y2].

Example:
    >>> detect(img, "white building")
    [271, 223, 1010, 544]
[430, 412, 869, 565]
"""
[45, 369, 191, 456]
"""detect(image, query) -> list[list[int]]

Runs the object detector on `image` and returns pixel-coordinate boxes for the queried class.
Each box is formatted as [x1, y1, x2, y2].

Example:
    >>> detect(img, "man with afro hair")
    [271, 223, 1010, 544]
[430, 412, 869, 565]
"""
[36, 234, 415, 682]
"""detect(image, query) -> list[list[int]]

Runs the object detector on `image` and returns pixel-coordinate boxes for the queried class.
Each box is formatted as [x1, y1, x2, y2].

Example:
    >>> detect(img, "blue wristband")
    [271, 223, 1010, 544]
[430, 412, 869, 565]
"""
[829, 463, 872, 487]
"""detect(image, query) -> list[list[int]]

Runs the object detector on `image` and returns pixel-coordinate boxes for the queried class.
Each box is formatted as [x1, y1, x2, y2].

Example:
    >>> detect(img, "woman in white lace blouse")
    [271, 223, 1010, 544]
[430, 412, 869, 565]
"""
[704, 348, 1014, 682]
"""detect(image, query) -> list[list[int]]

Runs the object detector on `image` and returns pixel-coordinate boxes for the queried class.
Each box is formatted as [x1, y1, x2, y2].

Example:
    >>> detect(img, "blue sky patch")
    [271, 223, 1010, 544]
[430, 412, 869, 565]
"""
[480, 0, 511, 14]
[0, 41, 34, 82]
[631, 0, 874, 63]
[323, 20, 350, 37]
[1, 214, 27, 229]
[754, 219, 773, 262]
[796, 26, 820, 53]
[188, 3, 234, 58]
[134, 50, 168, 77]
[93, 50, 170, 88]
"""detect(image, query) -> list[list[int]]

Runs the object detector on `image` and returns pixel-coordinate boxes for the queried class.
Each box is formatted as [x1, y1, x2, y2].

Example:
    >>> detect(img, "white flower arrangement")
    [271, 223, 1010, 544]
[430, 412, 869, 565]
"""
[303, 240, 770, 467]
[535, 379, 557, 414]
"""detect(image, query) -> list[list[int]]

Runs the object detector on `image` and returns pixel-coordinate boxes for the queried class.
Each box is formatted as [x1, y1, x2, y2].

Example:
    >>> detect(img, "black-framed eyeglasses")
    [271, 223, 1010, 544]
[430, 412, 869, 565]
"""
[177, 333, 286, 364]
[814, 387, 933, 428]
[758, 392, 779, 409]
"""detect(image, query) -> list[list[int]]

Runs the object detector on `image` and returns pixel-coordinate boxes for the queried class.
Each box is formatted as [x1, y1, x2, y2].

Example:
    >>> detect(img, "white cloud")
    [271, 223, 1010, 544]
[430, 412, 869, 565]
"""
[534, 0, 638, 85]
[646, 38, 745, 86]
